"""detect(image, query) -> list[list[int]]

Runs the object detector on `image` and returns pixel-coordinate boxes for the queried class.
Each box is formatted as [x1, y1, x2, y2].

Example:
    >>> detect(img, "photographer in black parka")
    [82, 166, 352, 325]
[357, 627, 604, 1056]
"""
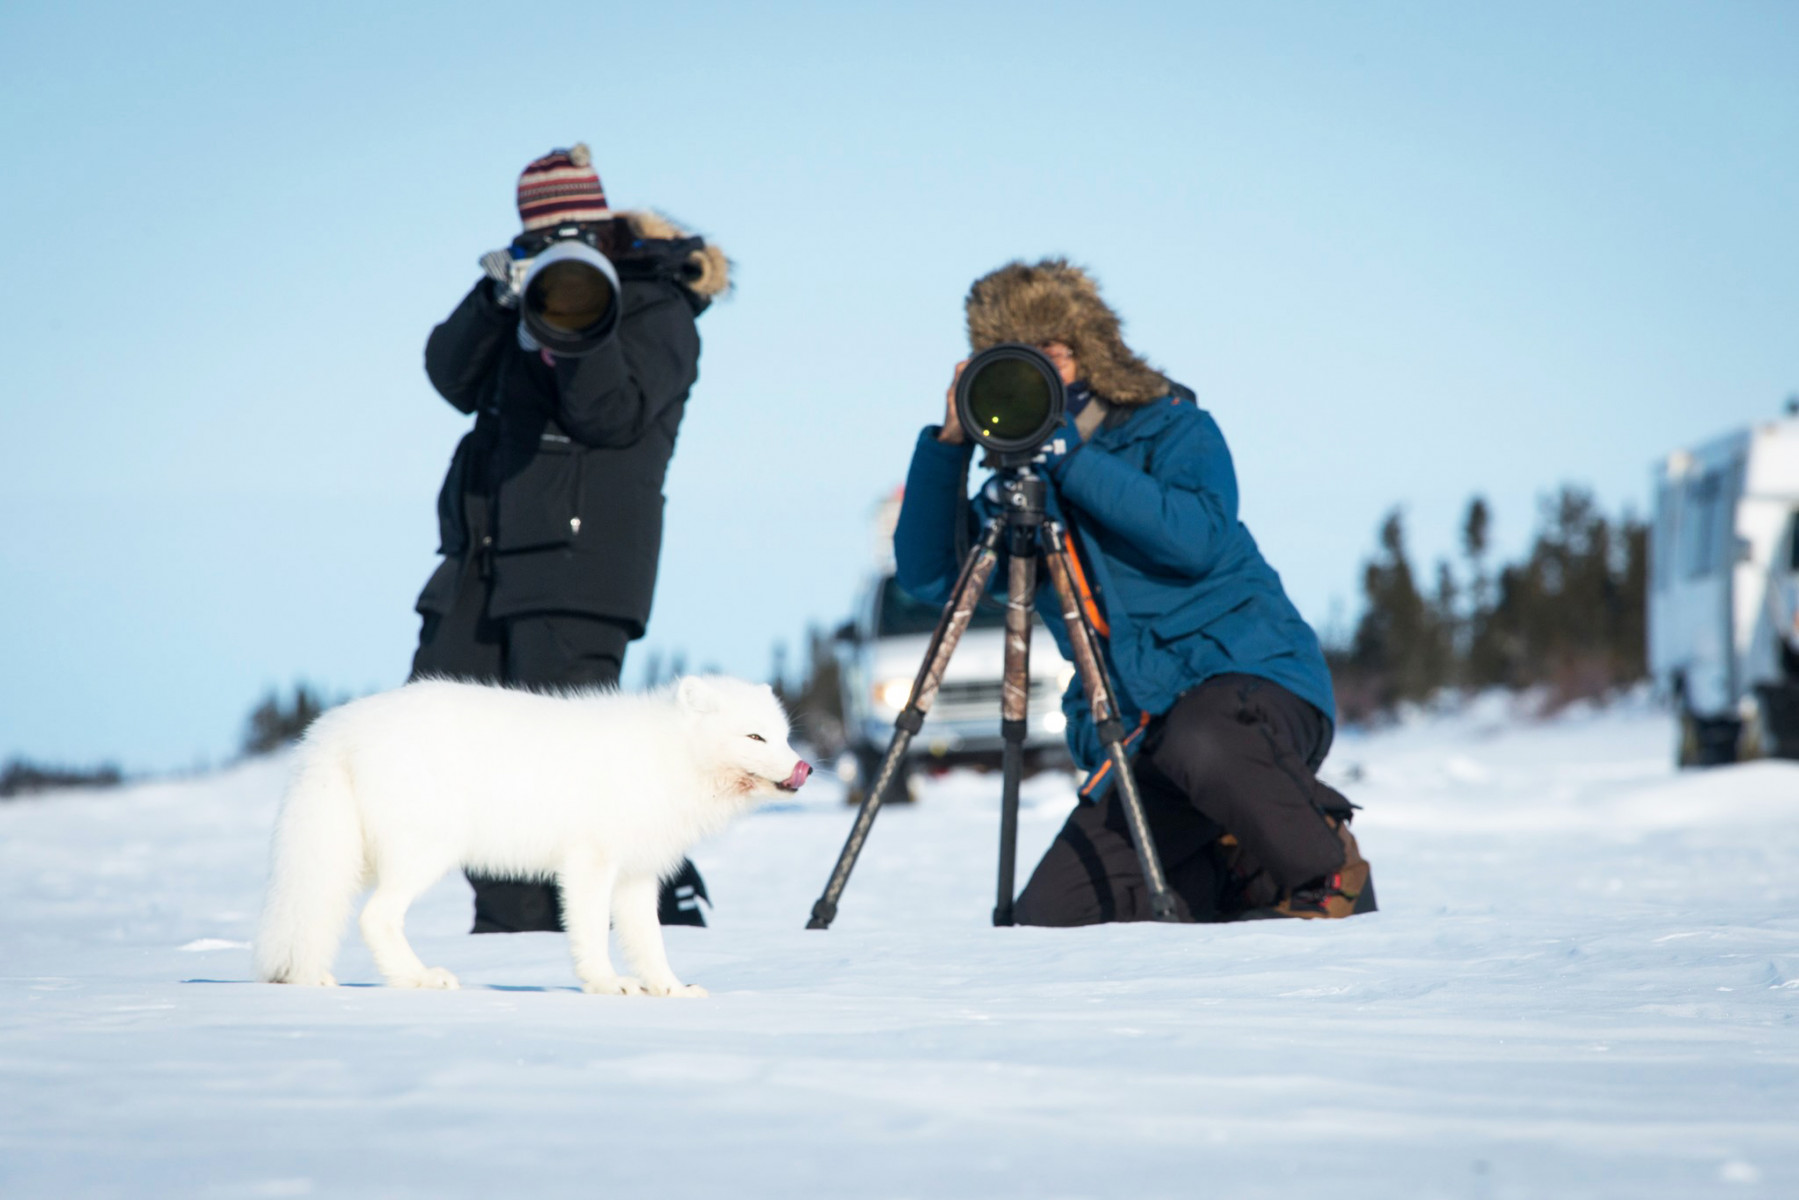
[410, 144, 729, 933]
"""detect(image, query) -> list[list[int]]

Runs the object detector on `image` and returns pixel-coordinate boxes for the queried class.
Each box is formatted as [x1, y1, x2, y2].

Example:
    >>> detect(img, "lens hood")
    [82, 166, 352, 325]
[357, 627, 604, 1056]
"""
[520, 239, 621, 357]
[954, 343, 1066, 456]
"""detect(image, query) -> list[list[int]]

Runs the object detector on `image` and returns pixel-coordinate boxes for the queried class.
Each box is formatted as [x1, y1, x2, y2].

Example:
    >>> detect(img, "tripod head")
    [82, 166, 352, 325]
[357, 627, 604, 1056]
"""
[980, 464, 1049, 528]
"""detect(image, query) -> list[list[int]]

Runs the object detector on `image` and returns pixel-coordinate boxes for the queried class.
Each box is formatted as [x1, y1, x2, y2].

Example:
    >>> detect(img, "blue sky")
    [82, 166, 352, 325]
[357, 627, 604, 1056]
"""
[2, 1, 1794, 770]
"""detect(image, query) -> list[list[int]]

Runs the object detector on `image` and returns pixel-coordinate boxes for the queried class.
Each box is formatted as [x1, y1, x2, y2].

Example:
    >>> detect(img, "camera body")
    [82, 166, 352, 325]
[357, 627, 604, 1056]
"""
[504, 220, 710, 357]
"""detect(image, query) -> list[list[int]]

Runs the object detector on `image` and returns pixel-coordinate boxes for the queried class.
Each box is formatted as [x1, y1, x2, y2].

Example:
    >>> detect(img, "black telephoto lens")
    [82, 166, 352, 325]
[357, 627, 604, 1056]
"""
[954, 343, 1066, 455]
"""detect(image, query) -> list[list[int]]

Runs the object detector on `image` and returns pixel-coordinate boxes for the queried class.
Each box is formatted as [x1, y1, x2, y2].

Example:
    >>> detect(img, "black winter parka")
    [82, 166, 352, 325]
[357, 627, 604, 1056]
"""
[416, 229, 718, 636]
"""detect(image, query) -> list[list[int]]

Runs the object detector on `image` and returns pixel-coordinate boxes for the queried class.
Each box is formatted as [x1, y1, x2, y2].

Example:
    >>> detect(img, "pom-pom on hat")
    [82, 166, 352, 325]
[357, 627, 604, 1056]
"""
[517, 143, 610, 232]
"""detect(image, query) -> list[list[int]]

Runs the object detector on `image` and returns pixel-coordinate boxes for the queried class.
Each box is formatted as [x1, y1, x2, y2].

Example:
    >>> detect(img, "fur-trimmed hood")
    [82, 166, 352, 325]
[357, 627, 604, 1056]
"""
[617, 209, 731, 299]
[965, 259, 1167, 406]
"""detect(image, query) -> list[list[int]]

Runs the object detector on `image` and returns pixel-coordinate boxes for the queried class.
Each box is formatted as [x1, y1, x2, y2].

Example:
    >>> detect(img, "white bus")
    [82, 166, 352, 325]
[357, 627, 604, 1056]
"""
[1649, 412, 1799, 765]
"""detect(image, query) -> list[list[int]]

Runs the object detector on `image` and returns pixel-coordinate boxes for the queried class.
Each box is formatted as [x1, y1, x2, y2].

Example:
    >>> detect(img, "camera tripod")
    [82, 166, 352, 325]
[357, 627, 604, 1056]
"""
[806, 466, 1179, 929]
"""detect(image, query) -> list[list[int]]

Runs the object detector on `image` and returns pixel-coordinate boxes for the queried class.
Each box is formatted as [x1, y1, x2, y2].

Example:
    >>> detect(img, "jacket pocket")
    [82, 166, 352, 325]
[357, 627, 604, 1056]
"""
[494, 433, 582, 552]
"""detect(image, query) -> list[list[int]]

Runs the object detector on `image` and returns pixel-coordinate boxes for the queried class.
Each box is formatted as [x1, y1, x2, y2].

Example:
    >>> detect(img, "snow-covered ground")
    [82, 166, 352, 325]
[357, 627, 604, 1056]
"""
[2, 698, 1796, 1198]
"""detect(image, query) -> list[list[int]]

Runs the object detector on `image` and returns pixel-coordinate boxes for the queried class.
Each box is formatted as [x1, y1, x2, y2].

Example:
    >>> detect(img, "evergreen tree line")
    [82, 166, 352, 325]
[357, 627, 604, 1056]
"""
[1328, 485, 1648, 722]
[0, 758, 123, 800]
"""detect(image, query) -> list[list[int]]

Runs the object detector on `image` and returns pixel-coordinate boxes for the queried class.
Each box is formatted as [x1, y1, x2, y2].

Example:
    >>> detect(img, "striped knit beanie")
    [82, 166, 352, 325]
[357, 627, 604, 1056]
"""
[517, 143, 610, 231]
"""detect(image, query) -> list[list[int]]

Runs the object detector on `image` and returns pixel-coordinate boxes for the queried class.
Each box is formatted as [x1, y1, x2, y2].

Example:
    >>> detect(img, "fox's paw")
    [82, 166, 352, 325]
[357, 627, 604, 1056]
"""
[581, 974, 645, 996]
[643, 980, 708, 999]
[391, 967, 460, 990]
[275, 971, 336, 987]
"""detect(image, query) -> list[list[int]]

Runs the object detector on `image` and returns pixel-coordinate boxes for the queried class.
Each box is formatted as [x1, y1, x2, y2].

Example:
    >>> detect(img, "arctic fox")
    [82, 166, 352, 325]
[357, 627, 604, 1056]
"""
[253, 675, 810, 997]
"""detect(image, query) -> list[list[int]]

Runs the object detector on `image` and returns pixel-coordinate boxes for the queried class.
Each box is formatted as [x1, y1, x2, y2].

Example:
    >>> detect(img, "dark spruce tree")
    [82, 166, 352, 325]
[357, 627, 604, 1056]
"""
[242, 684, 333, 757]
[1334, 510, 1449, 718]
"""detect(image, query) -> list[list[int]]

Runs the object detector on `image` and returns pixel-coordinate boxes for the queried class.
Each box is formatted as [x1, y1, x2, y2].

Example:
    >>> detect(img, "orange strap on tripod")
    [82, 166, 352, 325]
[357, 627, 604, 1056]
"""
[1078, 712, 1153, 800]
[1062, 533, 1109, 639]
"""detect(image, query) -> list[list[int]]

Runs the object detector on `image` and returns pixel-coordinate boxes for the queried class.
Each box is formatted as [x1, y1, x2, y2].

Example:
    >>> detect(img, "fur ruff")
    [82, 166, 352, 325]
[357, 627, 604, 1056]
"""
[965, 258, 1167, 406]
[620, 209, 731, 299]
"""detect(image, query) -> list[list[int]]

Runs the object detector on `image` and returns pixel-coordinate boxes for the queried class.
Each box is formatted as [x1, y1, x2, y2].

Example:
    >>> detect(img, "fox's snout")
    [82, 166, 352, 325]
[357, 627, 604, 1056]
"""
[782, 761, 812, 790]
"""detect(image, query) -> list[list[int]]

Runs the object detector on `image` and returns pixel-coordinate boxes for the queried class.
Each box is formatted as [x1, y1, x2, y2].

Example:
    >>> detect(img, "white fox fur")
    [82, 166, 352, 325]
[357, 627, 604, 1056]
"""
[253, 675, 807, 997]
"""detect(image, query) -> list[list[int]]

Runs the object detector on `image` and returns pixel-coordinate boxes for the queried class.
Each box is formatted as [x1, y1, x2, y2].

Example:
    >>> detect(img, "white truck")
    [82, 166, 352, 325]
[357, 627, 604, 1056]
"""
[832, 489, 1073, 802]
[1649, 412, 1799, 765]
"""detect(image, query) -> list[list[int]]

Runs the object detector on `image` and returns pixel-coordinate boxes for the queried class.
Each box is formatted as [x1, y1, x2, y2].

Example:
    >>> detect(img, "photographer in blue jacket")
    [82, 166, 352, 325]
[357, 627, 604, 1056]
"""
[893, 259, 1375, 924]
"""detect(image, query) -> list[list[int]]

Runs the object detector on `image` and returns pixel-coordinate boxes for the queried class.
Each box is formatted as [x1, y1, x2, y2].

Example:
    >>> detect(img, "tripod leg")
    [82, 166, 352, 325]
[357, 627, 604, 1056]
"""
[806, 518, 1006, 929]
[1040, 526, 1181, 923]
[993, 531, 1038, 927]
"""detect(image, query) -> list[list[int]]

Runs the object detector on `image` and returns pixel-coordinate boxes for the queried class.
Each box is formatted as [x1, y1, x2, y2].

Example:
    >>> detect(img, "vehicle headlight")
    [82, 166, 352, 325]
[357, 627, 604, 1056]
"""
[873, 678, 912, 712]
[1042, 711, 1068, 734]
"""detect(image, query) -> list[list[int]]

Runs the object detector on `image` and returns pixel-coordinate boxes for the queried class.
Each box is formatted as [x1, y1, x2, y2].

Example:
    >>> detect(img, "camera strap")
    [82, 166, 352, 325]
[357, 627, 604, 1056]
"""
[1073, 397, 1112, 443]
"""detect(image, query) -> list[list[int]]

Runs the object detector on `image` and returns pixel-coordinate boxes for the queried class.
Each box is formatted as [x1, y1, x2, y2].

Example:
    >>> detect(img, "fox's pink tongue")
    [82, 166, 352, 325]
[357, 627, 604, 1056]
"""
[784, 761, 812, 790]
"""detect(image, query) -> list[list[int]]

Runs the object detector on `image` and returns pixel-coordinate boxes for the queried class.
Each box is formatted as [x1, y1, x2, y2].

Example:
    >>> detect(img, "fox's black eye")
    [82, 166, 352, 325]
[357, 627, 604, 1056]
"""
[747, 733, 766, 742]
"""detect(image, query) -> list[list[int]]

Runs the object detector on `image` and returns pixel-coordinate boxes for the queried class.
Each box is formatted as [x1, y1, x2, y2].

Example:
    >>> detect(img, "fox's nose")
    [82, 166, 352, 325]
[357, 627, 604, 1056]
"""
[783, 761, 812, 790]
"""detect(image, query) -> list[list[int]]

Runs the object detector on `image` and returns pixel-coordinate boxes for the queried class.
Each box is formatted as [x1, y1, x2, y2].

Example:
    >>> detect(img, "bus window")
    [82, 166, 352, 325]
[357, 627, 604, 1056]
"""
[1652, 483, 1677, 591]
[1682, 473, 1721, 580]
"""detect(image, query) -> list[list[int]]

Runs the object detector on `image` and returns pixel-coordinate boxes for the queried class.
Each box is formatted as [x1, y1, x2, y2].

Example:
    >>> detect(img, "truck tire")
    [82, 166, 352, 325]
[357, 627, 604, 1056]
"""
[1678, 708, 1741, 768]
[1738, 698, 1768, 762]
[1753, 685, 1799, 761]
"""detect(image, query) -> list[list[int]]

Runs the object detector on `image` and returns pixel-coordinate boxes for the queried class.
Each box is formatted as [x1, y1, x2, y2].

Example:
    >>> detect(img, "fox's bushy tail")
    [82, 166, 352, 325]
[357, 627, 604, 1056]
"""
[253, 736, 367, 985]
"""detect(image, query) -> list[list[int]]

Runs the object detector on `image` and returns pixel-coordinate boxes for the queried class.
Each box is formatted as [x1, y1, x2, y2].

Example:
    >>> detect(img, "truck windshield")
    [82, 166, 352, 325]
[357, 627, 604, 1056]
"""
[878, 576, 1009, 637]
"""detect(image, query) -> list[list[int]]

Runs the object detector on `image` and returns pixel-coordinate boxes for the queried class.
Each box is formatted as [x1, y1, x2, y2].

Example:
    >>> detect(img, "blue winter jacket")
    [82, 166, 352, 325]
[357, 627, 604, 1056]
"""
[893, 392, 1335, 792]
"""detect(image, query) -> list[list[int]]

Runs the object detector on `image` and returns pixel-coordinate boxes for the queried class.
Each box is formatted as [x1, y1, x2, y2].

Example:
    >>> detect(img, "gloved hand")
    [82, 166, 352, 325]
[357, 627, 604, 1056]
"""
[480, 248, 522, 309]
[1032, 411, 1084, 480]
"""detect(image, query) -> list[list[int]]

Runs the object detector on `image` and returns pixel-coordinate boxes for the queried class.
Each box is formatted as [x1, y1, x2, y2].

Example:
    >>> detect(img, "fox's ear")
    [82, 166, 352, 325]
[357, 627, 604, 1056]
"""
[676, 675, 717, 714]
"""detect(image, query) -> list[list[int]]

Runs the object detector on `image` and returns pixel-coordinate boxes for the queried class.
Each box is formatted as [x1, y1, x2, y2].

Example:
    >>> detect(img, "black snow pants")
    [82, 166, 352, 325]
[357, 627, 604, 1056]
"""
[410, 507, 708, 932]
[1013, 674, 1373, 925]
